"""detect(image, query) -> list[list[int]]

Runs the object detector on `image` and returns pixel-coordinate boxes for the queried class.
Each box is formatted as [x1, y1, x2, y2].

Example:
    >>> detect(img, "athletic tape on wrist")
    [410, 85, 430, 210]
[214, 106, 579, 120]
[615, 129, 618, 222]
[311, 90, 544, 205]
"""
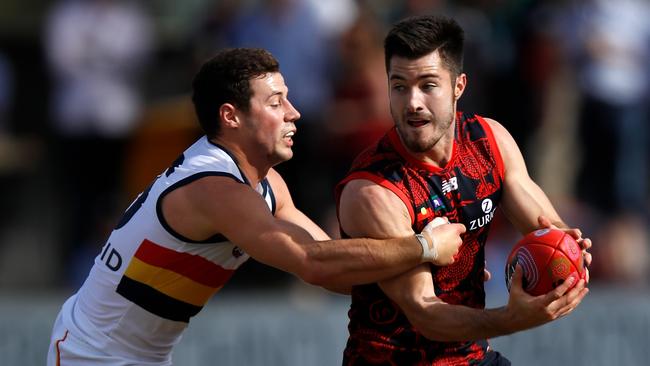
[416, 233, 438, 261]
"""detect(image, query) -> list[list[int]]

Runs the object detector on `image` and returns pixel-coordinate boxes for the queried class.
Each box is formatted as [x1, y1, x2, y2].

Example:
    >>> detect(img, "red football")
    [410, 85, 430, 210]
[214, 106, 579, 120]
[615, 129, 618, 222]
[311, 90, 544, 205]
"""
[505, 228, 586, 296]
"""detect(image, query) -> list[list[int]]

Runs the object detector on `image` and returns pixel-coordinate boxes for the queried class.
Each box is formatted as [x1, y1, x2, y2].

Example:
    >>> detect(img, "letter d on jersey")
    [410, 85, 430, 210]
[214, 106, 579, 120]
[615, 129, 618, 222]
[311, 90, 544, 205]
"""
[100, 243, 123, 271]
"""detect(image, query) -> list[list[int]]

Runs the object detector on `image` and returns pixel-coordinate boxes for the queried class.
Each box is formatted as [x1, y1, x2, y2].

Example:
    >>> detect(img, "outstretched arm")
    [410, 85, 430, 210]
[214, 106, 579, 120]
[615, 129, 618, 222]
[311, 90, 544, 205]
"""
[161, 170, 440, 289]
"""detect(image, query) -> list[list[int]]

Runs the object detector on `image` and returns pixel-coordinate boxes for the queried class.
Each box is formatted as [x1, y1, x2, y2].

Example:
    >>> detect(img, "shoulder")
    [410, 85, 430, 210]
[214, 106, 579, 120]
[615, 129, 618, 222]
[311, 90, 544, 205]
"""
[265, 168, 289, 196]
[479, 117, 526, 175]
[477, 117, 519, 153]
[339, 179, 412, 237]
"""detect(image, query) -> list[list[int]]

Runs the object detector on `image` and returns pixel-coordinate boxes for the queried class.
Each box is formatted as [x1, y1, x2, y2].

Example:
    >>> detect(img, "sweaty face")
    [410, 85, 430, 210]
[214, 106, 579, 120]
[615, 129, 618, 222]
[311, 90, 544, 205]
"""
[241, 72, 300, 165]
[388, 51, 465, 154]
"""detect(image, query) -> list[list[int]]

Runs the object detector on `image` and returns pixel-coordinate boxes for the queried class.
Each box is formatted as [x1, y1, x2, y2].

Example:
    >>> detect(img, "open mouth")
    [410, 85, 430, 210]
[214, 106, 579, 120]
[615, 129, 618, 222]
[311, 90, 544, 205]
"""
[283, 131, 295, 145]
[407, 119, 430, 128]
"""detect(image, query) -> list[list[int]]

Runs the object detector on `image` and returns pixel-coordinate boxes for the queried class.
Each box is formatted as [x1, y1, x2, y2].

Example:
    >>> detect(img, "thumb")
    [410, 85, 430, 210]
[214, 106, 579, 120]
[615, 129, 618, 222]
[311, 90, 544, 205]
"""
[510, 264, 524, 291]
[483, 268, 491, 282]
[538, 215, 553, 229]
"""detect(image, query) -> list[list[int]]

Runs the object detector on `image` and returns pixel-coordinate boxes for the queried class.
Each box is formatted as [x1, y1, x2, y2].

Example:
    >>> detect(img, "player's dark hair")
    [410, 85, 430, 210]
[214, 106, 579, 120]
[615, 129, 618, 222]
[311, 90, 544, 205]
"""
[384, 15, 464, 77]
[192, 48, 280, 137]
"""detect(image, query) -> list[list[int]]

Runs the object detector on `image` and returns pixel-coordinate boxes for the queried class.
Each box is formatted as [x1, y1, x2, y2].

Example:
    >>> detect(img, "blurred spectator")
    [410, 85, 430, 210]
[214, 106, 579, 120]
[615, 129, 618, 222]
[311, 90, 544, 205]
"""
[560, 0, 650, 215]
[325, 8, 391, 180]
[192, 0, 241, 64]
[44, 0, 154, 286]
[0, 51, 15, 232]
[226, 0, 332, 121]
[0, 52, 12, 133]
[317, 7, 392, 236]
[224, 0, 338, 225]
[591, 213, 650, 286]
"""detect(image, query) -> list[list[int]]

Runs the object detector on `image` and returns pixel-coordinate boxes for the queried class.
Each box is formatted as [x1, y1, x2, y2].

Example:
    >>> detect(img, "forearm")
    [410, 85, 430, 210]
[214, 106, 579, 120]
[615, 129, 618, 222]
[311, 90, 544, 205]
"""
[502, 177, 563, 234]
[302, 236, 423, 288]
[405, 299, 516, 342]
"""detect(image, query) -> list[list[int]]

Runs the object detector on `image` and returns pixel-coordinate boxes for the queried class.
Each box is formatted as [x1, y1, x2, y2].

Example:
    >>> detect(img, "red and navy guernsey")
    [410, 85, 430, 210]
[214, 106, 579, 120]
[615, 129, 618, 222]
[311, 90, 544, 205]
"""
[336, 112, 505, 365]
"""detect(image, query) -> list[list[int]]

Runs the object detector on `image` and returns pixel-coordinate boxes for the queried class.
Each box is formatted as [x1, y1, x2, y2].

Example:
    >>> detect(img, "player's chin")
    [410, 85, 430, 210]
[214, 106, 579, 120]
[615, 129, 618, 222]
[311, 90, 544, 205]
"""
[277, 148, 293, 162]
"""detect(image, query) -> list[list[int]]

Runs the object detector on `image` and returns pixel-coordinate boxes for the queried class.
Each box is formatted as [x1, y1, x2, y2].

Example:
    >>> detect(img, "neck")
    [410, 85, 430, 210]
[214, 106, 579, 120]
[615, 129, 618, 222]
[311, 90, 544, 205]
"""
[399, 119, 456, 169]
[209, 136, 269, 187]
[417, 131, 454, 168]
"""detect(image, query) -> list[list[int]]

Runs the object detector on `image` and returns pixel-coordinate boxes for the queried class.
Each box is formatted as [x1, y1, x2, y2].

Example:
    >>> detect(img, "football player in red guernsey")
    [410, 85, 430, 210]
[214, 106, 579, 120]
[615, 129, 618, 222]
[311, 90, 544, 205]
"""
[336, 15, 592, 365]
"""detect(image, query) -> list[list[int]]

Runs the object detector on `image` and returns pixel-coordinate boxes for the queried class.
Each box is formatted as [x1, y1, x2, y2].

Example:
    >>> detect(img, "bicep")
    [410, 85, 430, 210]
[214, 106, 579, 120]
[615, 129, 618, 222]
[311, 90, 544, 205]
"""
[487, 118, 562, 234]
[186, 177, 315, 275]
[338, 179, 412, 239]
[339, 179, 437, 306]
[266, 168, 330, 240]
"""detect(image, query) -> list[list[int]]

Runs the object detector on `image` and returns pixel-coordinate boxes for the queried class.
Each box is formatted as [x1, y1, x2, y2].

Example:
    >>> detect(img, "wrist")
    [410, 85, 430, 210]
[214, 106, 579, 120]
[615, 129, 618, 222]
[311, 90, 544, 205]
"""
[416, 232, 438, 262]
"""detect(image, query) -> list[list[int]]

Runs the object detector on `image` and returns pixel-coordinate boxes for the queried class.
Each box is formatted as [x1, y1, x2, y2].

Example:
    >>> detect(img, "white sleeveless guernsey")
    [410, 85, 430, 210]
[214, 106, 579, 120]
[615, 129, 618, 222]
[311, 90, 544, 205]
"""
[48, 137, 275, 365]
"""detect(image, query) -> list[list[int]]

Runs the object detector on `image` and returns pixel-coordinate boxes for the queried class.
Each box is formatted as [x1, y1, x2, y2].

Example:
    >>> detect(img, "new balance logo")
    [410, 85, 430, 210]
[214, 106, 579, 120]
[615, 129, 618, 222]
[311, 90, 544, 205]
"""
[442, 177, 458, 194]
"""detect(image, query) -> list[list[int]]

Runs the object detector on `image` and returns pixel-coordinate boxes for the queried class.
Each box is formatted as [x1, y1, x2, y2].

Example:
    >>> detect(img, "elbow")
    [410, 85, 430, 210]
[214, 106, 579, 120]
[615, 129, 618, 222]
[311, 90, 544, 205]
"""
[403, 301, 453, 342]
[409, 313, 444, 341]
[296, 260, 331, 287]
[300, 268, 325, 287]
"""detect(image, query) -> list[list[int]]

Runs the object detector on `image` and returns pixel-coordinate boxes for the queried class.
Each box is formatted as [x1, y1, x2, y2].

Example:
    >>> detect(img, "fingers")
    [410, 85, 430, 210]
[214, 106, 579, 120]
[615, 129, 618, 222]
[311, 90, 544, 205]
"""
[578, 237, 592, 250]
[578, 237, 592, 281]
[484, 268, 491, 282]
[583, 251, 592, 267]
[565, 228, 582, 240]
[555, 286, 589, 318]
[544, 273, 578, 302]
[452, 223, 466, 234]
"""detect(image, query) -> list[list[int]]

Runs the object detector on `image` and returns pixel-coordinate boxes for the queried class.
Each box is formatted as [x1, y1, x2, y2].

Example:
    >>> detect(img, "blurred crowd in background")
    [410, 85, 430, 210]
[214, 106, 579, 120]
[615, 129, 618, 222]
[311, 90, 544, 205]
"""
[0, 0, 648, 295]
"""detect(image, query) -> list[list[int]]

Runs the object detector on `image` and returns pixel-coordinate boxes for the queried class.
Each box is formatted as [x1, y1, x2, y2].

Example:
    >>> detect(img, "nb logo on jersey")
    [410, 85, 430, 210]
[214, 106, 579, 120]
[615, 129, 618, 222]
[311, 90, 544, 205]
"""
[232, 246, 244, 258]
[442, 177, 458, 194]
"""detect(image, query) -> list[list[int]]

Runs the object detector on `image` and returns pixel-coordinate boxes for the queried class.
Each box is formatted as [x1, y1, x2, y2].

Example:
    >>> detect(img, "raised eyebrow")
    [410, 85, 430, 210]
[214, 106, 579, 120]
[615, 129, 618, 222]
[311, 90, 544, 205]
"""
[389, 73, 441, 82]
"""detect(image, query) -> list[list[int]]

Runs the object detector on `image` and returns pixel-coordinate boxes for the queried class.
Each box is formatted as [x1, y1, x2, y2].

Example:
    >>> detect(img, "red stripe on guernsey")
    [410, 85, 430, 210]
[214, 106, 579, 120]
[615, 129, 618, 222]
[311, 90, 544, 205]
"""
[476, 115, 505, 182]
[337, 171, 416, 225]
[55, 330, 68, 366]
[134, 239, 233, 288]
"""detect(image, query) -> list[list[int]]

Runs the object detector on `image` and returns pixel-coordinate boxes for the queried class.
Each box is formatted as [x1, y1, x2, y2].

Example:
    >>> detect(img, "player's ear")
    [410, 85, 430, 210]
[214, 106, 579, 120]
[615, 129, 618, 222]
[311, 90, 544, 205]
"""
[453, 73, 467, 100]
[219, 103, 240, 130]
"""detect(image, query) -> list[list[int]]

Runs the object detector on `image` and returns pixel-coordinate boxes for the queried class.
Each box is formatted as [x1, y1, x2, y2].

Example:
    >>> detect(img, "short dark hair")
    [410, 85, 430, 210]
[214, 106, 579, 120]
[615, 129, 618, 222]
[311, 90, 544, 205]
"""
[192, 48, 280, 137]
[384, 15, 464, 77]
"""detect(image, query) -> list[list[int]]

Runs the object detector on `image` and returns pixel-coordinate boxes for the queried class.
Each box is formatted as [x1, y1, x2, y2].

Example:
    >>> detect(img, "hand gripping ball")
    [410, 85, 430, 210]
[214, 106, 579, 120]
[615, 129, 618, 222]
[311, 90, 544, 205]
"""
[505, 228, 587, 296]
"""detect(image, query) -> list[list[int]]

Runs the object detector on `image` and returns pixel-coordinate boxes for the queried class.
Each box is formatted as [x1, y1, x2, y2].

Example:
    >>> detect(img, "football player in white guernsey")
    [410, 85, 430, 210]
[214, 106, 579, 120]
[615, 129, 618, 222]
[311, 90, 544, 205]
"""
[47, 48, 468, 365]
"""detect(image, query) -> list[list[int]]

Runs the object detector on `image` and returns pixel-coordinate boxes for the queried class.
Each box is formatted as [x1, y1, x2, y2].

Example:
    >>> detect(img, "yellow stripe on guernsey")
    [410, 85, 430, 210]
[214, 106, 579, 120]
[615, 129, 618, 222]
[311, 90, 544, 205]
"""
[124, 257, 221, 307]
[116, 239, 236, 322]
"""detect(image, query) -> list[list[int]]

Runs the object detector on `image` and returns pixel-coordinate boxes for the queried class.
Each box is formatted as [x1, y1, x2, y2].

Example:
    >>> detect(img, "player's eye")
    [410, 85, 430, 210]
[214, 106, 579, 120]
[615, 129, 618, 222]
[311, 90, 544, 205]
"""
[422, 83, 436, 91]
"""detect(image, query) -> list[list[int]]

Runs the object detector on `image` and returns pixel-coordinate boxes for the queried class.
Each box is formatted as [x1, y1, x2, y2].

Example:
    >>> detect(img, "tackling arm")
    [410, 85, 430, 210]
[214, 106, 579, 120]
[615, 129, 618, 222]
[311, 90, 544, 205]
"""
[163, 171, 442, 289]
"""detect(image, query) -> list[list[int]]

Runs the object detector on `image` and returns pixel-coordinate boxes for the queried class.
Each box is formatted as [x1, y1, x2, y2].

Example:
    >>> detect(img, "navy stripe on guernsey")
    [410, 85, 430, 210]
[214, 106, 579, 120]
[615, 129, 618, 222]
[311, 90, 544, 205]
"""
[115, 239, 236, 323]
[209, 141, 251, 185]
[116, 276, 200, 323]
[262, 178, 277, 214]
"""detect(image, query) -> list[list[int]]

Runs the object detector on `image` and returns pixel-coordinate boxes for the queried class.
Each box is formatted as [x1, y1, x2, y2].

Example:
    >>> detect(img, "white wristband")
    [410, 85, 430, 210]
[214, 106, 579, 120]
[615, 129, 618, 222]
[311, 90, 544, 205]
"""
[415, 233, 438, 262]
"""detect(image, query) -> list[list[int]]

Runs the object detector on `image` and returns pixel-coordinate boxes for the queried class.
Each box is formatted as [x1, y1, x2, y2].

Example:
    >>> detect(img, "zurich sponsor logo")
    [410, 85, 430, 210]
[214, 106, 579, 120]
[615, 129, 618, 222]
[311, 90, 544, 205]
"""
[481, 198, 493, 213]
[470, 198, 495, 231]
